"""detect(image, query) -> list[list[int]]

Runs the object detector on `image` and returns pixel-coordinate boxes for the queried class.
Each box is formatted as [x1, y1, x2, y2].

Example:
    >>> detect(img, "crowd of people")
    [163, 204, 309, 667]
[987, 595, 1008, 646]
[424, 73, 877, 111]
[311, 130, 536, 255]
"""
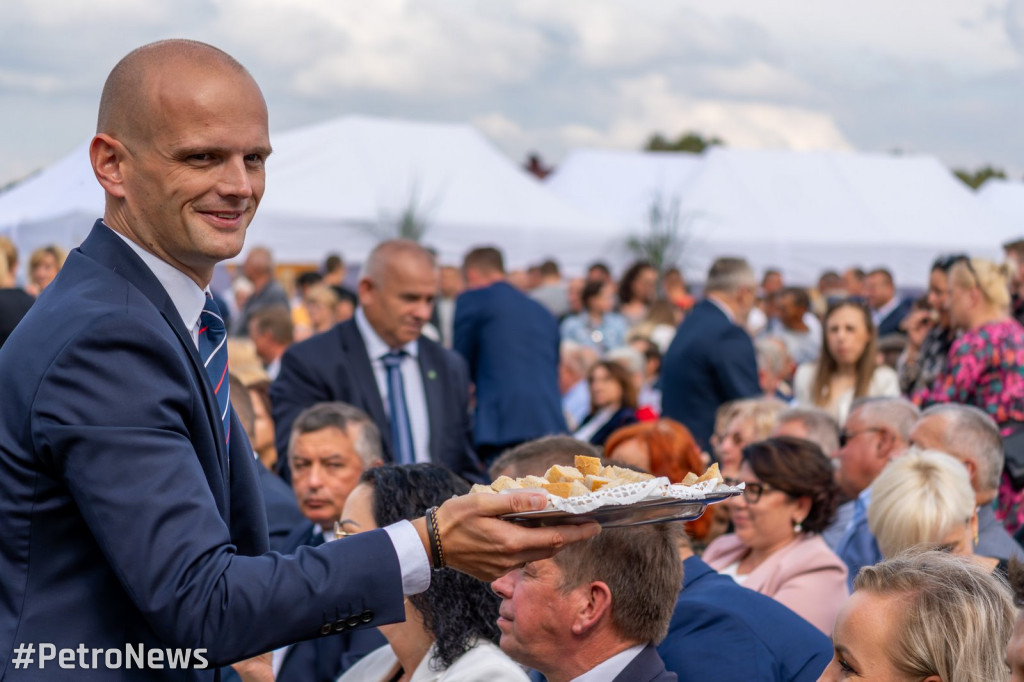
[7, 38, 1024, 682]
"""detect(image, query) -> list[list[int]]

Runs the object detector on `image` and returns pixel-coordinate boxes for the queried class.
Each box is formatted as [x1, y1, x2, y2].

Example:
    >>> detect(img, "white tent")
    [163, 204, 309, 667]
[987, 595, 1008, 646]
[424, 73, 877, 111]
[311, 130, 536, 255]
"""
[977, 179, 1024, 242]
[0, 141, 102, 260]
[545, 148, 704, 230]
[547, 147, 1014, 287]
[247, 115, 612, 269]
[0, 116, 612, 271]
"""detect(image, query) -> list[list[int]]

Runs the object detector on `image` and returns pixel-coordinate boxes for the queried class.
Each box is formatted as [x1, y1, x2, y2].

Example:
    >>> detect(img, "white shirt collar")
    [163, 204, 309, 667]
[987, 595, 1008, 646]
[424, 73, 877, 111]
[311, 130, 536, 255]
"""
[873, 295, 900, 322]
[706, 295, 736, 324]
[105, 223, 207, 342]
[570, 644, 645, 682]
[355, 306, 419, 359]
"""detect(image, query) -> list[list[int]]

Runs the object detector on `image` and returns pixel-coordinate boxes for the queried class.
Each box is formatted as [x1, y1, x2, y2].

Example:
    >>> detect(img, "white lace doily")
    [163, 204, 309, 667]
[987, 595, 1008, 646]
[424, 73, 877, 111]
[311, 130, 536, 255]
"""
[520, 478, 744, 513]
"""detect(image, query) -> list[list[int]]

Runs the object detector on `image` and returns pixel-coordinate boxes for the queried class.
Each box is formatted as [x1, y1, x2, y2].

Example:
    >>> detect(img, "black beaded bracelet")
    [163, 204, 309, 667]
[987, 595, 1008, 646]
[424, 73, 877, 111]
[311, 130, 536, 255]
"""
[426, 506, 446, 571]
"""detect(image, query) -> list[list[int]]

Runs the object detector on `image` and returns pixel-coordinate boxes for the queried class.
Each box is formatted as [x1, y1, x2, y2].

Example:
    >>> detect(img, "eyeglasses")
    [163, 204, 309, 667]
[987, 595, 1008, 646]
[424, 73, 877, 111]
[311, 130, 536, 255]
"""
[839, 427, 881, 448]
[711, 432, 744, 451]
[332, 519, 358, 540]
[724, 478, 780, 504]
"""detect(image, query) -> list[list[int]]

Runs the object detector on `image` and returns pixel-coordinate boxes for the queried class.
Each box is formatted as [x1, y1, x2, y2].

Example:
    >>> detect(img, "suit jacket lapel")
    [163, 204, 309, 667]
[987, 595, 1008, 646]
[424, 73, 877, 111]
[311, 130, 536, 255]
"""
[340, 322, 392, 455]
[418, 342, 442, 462]
[77, 221, 231, 488]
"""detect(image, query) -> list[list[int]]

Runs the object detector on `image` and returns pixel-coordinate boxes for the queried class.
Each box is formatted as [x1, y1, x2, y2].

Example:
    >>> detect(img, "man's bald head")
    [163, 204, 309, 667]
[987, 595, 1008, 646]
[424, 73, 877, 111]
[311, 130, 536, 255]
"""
[363, 240, 437, 284]
[97, 39, 254, 140]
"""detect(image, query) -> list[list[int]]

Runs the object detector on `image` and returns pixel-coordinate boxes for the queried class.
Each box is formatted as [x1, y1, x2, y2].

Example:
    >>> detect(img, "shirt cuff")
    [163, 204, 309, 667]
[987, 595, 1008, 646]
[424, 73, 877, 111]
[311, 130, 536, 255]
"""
[384, 520, 431, 595]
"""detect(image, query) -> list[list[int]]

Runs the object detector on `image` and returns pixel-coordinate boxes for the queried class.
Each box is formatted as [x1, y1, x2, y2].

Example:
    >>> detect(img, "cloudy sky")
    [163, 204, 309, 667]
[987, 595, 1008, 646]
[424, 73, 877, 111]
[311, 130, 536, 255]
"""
[3, 0, 1023, 186]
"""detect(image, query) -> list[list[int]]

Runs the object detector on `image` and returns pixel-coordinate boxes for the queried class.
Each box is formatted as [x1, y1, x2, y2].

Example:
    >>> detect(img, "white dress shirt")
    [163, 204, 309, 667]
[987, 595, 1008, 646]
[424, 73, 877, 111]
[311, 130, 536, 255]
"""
[569, 644, 644, 682]
[109, 225, 431, 596]
[355, 306, 431, 464]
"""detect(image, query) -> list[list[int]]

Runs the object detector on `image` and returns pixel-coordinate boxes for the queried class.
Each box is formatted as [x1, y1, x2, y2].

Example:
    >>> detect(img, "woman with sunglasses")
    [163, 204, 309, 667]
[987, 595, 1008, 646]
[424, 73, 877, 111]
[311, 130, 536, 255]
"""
[336, 464, 529, 682]
[702, 437, 848, 634]
[912, 257, 1024, 535]
[897, 254, 966, 396]
[793, 299, 899, 425]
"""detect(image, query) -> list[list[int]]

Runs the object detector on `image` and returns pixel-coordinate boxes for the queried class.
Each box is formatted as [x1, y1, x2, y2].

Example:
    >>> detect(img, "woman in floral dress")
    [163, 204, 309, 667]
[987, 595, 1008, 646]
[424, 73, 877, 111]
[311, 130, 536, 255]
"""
[913, 257, 1024, 534]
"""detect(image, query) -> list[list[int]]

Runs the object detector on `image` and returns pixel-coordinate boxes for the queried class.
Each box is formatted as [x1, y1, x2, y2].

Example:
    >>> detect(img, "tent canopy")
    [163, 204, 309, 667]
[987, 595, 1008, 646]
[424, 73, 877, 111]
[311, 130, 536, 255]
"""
[546, 147, 1015, 287]
[0, 116, 611, 271]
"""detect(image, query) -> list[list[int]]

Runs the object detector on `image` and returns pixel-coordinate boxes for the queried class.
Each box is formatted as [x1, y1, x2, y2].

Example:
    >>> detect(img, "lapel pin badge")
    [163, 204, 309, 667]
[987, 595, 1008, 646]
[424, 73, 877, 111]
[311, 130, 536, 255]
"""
[427, 370, 437, 380]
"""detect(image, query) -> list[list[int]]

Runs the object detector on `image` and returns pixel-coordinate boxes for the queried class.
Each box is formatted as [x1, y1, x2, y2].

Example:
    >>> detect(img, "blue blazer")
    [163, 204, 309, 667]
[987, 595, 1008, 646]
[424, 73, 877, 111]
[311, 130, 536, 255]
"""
[0, 222, 404, 680]
[275, 522, 387, 682]
[454, 282, 567, 447]
[876, 298, 914, 337]
[658, 557, 832, 681]
[270, 319, 483, 483]
[528, 643, 675, 682]
[660, 299, 761, 451]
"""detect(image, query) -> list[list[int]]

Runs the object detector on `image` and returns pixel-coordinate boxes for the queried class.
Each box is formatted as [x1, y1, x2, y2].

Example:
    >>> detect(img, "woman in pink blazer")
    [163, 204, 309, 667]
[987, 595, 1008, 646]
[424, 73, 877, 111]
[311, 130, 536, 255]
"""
[703, 437, 849, 634]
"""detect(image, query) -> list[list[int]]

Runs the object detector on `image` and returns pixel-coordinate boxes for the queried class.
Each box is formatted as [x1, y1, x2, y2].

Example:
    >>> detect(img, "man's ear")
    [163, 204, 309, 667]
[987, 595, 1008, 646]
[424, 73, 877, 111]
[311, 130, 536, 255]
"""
[90, 134, 127, 198]
[570, 581, 612, 637]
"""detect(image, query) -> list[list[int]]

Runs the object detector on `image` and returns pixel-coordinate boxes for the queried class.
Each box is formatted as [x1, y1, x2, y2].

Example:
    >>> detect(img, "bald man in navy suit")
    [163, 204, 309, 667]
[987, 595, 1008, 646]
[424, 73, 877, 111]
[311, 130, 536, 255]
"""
[0, 40, 596, 681]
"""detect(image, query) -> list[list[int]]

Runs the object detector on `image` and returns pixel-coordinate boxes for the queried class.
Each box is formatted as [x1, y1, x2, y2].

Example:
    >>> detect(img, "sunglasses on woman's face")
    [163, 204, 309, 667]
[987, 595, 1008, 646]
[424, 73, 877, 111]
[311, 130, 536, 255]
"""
[724, 478, 779, 504]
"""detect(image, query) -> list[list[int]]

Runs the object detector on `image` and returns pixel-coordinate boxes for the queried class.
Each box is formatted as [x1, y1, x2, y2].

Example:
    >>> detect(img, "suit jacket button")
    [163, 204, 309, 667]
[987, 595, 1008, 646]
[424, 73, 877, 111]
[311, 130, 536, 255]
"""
[346, 615, 361, 628]
[361, 610, 373, 623]
[334, 620, 347, 632]
[319, 624, 332, 636]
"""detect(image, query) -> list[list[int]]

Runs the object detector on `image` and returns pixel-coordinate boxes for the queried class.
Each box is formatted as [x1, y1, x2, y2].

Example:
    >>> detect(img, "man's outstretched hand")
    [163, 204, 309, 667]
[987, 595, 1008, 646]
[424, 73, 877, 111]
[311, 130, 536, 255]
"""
[414, 492, 601, 582]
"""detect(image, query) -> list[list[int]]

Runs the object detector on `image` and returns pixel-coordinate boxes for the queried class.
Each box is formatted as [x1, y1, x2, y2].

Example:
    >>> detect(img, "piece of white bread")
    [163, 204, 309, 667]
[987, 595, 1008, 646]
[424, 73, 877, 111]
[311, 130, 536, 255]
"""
[574, 455, 602, 477]
[546, 464, 584, 483]
[470, 483, 498, 495]
[491, 475, 523, 492]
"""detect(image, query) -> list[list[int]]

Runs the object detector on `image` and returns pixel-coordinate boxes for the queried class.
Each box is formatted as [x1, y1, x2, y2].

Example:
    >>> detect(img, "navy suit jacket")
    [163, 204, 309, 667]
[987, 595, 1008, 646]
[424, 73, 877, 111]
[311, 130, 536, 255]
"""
[660, 299, 761, 451]
[876, 298, 914, 337]
[270, 319, 483, 483]
[0, 222, 404, 680]
[658, 557, 832, 682]
[275, 522, 386, 682]
[454, 282, 567, 447]
[527, 644, 675, 682]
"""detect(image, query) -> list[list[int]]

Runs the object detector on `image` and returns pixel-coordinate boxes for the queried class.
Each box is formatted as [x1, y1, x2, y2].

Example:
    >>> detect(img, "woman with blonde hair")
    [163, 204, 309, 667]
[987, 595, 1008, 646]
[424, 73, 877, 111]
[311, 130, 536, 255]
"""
[913, 257, 1024, 534]
[27, 244, 66, 295]
[712, 396, 787, 479]
[794, 299, 899, 424]
[820, 551, 1014, 682]
[869, 448, 1002, 573]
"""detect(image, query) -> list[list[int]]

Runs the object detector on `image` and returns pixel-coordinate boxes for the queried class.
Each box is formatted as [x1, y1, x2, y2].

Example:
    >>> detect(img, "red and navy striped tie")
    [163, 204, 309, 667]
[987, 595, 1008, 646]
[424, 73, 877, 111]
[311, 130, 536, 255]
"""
[199, 295, 230, 446]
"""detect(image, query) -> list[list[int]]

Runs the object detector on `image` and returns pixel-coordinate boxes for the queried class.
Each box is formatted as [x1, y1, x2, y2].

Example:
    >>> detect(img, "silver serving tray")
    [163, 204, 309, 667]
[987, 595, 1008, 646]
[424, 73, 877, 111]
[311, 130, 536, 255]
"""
[500, 489, 739, 528]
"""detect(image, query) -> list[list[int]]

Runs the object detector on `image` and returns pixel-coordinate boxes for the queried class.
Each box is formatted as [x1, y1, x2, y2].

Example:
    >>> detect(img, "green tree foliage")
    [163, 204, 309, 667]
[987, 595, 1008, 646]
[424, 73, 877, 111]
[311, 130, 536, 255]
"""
[953, 165, 1006, 189]
[644, 131, 724, 154]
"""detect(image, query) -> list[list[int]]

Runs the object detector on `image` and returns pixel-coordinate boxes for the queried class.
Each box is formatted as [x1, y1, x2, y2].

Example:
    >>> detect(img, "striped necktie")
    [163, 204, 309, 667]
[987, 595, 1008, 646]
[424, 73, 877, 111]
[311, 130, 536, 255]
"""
[381, 349, 414, 464]
[199, 295, 230, 446]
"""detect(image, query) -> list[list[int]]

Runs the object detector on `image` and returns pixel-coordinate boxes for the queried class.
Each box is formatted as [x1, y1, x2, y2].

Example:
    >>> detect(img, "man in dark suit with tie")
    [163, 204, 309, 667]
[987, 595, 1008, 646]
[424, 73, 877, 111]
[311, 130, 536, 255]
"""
[0, 40, 597, 681]
[661, 257, 762, 452]
[272, 402, 387, 681]
[455, 247, 567, 463]
[492, 524, 680, 682]
[271, 240, 483, 483]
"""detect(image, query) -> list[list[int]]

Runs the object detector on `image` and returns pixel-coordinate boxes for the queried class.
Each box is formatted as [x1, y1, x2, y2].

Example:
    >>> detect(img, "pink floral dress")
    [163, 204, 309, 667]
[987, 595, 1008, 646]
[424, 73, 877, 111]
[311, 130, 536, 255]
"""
[912, 318, 1024, 534]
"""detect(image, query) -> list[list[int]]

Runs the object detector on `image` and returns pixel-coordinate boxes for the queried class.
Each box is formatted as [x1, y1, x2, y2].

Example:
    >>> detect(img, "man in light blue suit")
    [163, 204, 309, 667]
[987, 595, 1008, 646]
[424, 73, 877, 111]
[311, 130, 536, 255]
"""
[0, 40, 596, 681]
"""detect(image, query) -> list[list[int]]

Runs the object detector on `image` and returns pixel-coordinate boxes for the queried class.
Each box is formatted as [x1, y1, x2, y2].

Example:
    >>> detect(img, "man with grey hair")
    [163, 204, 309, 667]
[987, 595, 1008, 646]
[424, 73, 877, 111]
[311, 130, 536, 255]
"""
[833, 397, 921, 587]
[662, 257, 761, 451]
[275, 401, 387, 680]
[756, 336, 794, 401]
[910, 404, 1024, 561]
[273, 239, 483, 483]
[774, 407, 840, 457]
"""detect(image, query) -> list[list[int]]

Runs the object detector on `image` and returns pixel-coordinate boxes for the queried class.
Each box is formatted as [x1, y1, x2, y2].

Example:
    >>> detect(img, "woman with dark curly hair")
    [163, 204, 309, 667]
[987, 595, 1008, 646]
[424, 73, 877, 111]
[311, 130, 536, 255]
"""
[702, 437, 849, 634]
[617, 260, 658, 325]
[336, 464, 528, 682]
